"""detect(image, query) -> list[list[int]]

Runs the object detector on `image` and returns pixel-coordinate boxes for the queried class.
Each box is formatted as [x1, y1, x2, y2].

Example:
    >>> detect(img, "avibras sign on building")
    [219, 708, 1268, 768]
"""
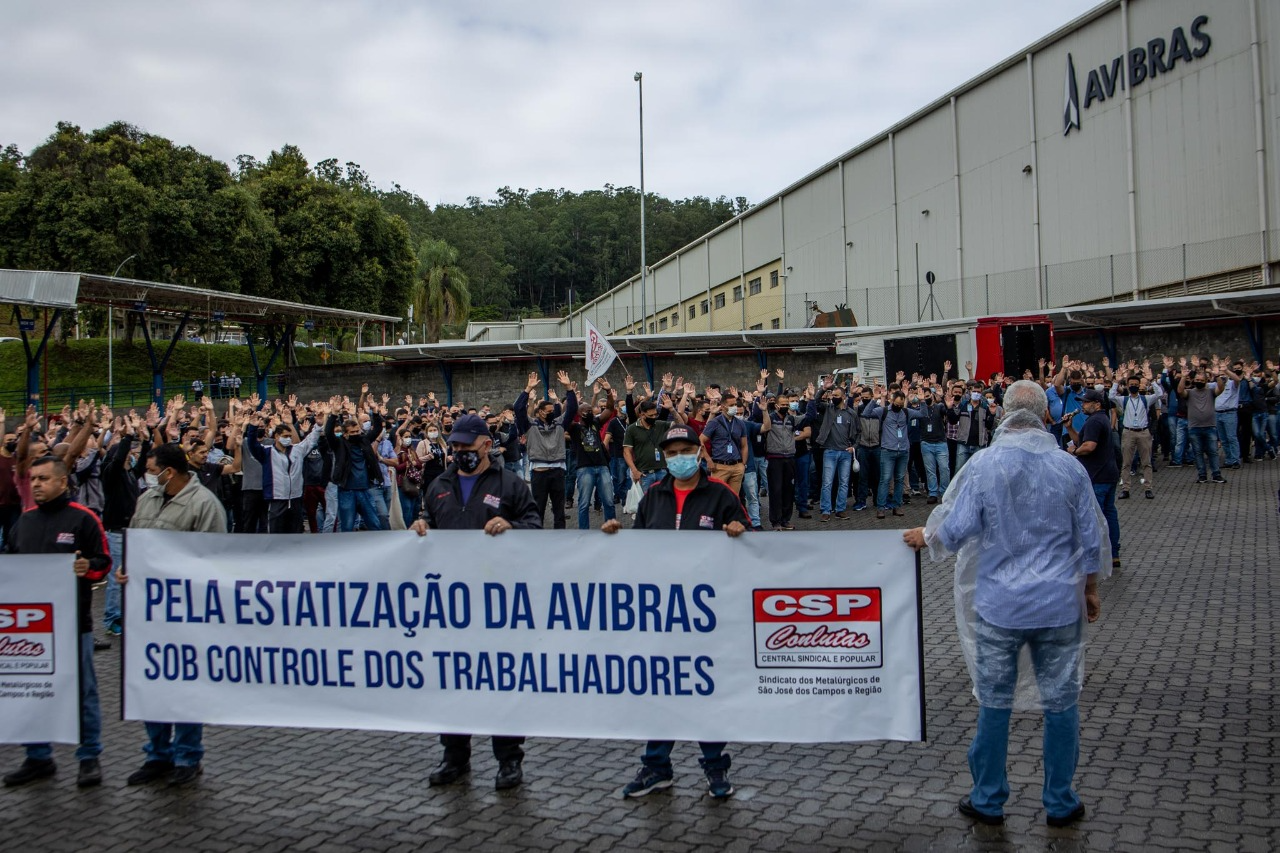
[1064, 14, 1211, 135]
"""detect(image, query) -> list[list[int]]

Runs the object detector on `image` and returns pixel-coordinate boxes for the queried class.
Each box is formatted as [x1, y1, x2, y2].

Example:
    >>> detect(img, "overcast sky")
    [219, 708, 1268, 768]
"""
[4, 0, 1101, 207]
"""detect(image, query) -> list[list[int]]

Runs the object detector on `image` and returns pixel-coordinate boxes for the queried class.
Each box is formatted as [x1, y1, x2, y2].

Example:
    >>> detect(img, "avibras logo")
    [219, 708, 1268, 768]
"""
[1063, 14, 1210, 136]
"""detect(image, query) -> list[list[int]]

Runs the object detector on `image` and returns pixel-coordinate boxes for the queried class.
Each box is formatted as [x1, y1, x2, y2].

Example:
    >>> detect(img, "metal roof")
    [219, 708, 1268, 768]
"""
[0, 269, 401, 325]
[360, 327, 856, 362]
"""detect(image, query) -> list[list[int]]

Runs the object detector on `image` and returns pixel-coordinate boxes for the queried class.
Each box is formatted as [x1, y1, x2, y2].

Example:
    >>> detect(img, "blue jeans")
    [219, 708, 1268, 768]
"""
[1172, 418, 1189, 465]
[855, 445, 879, 505]
[1188, 426, 1221, 479]
[320, 482, 339, 533]
[398, 488, 420, 527]
[1251, 412, 1272, 456]
[955, 443, 981, 474]
[576, 465, 615, 529]
[742, 468, 761, 528]
[609, 457, 629, 503]
[337, 488, 384, 532]
[26, 633, 102, 762]
[876, 448, 909, 509]
[820, 449, 852, 514]
[144, 722, 204, 767]
[794, 452, 811, 510]
[969, 617, 1083, 819]
[921, 441, 950, 498]
[104, 530, 123, 630]
[1215, 411, 1240, 466]
[1092, 483, 1120, 559]
[641, 740, 730, 774]
[634, 470, 665, 498]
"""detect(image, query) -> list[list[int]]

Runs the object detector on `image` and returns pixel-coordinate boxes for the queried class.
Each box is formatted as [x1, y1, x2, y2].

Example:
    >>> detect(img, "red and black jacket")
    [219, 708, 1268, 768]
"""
[7, 492, 112, 634]
[633, 473, 749, 531]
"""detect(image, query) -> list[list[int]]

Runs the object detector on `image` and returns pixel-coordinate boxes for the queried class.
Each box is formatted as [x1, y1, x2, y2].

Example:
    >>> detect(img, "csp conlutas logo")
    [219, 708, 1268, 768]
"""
[753, 588, 882, 669]
[0, 604, 57, 675]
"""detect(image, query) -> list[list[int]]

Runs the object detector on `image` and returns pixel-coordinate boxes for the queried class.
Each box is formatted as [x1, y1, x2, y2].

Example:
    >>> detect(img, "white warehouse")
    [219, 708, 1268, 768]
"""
[468, 0, 1280, 343]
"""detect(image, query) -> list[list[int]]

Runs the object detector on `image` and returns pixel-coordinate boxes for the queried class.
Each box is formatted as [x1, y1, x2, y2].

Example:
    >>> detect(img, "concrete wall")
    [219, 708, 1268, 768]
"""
[1055, 319, 1278, 369]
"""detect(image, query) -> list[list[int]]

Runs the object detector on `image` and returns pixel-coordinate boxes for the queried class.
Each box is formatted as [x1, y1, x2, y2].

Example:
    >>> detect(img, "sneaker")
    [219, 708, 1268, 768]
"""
[852, 502, 867, 512]
[751, 525, 765, 532]
[1167, 462, 1183, 468]
[1196, 477, 1208, 484]
[926, 496, 938, 505]
[797, 511, 812, 519]
[77, 758, 102, 788]
[704, 767, 735, 799]
[833, 511, 849, 520]
[3, 758, 56, 787]
[1144, 489, 1154, 499]
[495, 759, 523, 790]
[1112, 558, 1122, 570]
[819, 513, 831, 523]
[1267, 451, 1276, 460]
[876, 510, 886, 520]
[892, 508, 905, 517]
[781, 523, 795, 531]
[1230, 463, 1241, 470]
[127, 760, 174, 785]
[107, 622, 122, 636]
[168, 764, 203, 787]
[1212, 475, 1227, 484]
[621, 766, 674, 798]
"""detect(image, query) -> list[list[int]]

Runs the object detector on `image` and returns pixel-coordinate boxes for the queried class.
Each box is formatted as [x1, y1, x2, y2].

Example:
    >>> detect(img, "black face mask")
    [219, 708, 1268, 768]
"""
[455, 450, 482, 474]
[3, 441, 15, 454]
[1129, 386, 1140, 395]
[346, 434, 362, 444]
[1194, 381, 1207, 389]
[1069, 383, 1082, 392]
[891, 403, 902, 412]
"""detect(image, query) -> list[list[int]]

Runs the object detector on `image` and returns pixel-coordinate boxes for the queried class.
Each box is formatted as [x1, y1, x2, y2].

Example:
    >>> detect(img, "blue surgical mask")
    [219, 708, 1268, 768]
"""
[665, 452, 700, 480]
[788, 401, 800, 412]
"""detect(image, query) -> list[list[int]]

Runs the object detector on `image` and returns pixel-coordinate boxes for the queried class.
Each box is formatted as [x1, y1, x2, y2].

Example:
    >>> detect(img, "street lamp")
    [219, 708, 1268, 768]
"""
[107, 254, 137, 406]
[635, 71, 646, 334]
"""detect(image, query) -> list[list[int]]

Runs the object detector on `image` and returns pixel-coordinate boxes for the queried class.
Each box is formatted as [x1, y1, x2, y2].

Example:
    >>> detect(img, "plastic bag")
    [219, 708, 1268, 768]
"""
[622, 481, 641, 515]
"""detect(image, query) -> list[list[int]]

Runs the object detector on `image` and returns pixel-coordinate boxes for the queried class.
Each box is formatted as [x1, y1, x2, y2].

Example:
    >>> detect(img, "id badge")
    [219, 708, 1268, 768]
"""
[655, 449, 661, 462]
[896, 428, 903, 440]
[925, 423, 933, 433]
[836, 415, 843, 424]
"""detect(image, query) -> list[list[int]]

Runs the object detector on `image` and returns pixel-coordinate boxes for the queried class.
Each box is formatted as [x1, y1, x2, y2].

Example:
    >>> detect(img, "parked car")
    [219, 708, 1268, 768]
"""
[312, 342, 337, 351]
[0, 336, 20, 344]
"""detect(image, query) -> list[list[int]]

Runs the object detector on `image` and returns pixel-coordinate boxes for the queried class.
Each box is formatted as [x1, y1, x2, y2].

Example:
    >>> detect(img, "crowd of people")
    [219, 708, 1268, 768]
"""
[0, 350, 1271, 811]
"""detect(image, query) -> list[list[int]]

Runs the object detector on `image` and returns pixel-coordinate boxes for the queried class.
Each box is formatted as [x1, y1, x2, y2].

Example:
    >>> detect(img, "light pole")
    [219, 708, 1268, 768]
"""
[635, 71, 646, 334]
[108, 254, 137, 406]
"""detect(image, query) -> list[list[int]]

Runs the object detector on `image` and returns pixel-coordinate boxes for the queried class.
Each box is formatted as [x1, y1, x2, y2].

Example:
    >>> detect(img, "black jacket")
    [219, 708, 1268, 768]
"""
[6, 492, 112, 634]
[100, 435, 148, 531]
[633, 472, 750, 531]
[323, 413, 385, 489]
[420, 463, 541, 531]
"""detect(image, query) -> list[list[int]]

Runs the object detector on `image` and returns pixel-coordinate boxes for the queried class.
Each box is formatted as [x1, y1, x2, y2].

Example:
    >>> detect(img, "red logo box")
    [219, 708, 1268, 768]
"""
[0, 604, 56, 675]
[753, 589, 883, 669]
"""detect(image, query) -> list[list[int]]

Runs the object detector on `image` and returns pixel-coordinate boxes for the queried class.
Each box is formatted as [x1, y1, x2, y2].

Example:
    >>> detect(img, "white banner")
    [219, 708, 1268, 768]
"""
[584, 318, 619, 386]
[124, 529, 924, 743]
[0, 555, 81, 744]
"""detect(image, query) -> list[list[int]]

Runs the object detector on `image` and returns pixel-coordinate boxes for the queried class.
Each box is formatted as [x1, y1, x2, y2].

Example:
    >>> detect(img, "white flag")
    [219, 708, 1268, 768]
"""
[584, 318, 619, 385]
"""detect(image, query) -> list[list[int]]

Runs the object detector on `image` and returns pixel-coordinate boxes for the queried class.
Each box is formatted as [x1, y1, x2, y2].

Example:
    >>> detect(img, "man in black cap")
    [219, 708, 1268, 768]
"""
[1065, 389, 1121, 570]
[601, 424, 749, 799]
[410, 413, 540, 790]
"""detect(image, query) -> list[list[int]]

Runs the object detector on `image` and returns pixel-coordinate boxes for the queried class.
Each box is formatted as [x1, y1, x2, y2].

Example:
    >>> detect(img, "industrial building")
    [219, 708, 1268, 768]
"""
[461, 0, 1280, 343]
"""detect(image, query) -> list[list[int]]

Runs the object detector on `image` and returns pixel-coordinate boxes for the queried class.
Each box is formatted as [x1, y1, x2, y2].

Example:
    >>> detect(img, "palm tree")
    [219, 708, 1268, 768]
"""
[413, 239, 471, 343]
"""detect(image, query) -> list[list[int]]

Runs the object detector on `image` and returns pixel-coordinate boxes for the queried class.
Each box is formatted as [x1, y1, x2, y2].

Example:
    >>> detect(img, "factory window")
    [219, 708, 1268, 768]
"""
[689, 305, 697, 320]
[771, 318, 781, 329]
[733, 285, 743, 303]
[671, 313, 679, 325]
[714, 293, 726, 309]
[701, 299, 709, 315]
[648, 322, 655, 334]
[770, 270, 779, 288]
[749, 323, 764, 330]
[749, 277, 762, 296]
[659, 318, 668, 331]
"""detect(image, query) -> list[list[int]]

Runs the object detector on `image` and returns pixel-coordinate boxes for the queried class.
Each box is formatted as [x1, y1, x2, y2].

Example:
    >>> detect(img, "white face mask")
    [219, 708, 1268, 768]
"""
[427, 430, 440, 440]
[277, 436, 292, 447]
[143, 473, 160, 488]
[1094, 384, 1105, 392]
[970, 392, 981, 402]
[726, 406, 739, 417]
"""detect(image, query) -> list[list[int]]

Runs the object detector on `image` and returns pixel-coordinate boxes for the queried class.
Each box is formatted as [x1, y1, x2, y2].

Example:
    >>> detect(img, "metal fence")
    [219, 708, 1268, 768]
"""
[0, 374, 287, 416]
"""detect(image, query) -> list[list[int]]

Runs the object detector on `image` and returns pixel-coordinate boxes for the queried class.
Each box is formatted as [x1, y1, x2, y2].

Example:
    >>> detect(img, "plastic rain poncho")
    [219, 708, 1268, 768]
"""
[924, 409, 1111, 712]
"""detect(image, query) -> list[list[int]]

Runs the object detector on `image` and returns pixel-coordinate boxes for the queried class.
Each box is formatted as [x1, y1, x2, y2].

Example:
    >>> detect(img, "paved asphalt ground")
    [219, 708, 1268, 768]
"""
[3, 457, 1276, 852]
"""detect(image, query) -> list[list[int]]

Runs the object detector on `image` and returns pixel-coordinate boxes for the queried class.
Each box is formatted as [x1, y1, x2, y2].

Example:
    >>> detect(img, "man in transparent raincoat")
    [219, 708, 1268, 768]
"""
[903, 380, 1110, 828]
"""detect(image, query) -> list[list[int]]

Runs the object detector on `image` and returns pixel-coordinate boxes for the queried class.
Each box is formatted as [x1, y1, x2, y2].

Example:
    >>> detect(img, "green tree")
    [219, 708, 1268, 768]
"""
[413, 239, 470, 343]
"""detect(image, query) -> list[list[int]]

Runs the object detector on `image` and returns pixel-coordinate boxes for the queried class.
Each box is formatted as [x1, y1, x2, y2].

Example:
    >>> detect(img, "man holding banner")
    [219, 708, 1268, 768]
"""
[903, 380, 1108, 828]
[118, 442, 228, 787]
[3, 455, 111, 789]
[602, 424, 749, 799]
[411, 413, 541, 791]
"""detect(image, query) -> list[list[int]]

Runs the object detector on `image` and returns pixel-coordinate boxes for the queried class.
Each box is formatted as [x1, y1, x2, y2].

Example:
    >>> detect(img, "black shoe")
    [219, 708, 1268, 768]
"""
[1117, 491, 1130, 500]
[429, 758, 470, 786]
[93, 637, 111, 651]
[168, 764, 203, 787]
[1230, 463, 1241, 469]
[127, 761, 174, 785]
[495, 759, 523, 790]
[77, 758, 102, 788]
[3, 758, 56, 786]
[958, 796, 1003, 825]
[1212, 475, 1227, 484]
[1144, 489, 1154, 499]
[1047, 803, 1086, 827]
[1195, 477, 1208, 484]
[926, 496, 938, 504]
[797, 511, 812, 519]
